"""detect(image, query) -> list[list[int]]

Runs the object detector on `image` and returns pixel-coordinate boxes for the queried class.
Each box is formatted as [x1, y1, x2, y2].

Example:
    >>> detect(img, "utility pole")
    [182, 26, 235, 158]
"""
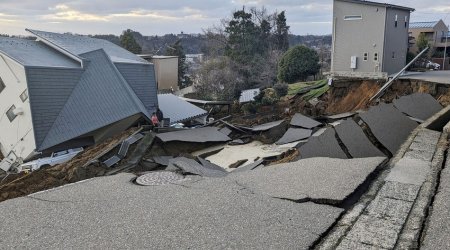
[444, 25, 448, 70]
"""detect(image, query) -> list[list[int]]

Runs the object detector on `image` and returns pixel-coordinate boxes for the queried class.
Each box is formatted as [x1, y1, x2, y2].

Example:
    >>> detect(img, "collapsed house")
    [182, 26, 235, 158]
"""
[0, 29, 158, 167]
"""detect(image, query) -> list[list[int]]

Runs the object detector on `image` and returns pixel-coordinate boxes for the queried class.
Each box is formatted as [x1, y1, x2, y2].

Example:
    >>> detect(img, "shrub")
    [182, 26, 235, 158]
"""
[273, 83, 288, 97]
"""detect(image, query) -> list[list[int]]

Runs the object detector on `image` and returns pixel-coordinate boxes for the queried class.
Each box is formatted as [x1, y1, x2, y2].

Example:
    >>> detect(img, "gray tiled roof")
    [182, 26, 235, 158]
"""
[26, 29, 148, 64]
[0, 37, 79, 68]
[409, 21, 439, 29]
[37, 49, 149, 150]
[157, 94, 207, 124]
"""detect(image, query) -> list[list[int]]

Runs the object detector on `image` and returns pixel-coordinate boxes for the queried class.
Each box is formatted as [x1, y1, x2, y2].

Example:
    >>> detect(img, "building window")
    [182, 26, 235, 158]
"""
[20, 89, 28, 102]
[405, 16, 408, 28]
[0, 77, 5, 94]
[392, 52, 396, 59]
[6, 105, 17, 122]
[344, 15, 362, 21]
[363, 52, 368, 61]
[374, 53, 379, 61]
[394, 15, 398, 27]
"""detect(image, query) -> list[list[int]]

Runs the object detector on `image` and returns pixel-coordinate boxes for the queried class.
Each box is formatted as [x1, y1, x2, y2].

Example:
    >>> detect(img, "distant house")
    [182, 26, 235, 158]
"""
[409, 20, 449, 53]
[331, 0, 414, 78]
[0, 29, 157, 164]
[140, 55, 179, 92]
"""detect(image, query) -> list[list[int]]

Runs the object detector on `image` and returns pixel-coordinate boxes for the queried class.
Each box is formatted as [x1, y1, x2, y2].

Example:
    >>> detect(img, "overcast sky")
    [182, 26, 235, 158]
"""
[1, 0, 449, 36]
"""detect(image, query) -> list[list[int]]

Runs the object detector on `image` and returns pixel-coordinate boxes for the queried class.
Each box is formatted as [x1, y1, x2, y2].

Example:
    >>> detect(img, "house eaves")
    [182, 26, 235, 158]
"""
[37, 49, 150, 151]
[337, 0, 415, 12]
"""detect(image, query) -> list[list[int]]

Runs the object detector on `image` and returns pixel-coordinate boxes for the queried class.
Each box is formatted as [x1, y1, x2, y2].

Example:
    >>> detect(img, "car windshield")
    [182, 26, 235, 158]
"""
[53, 150, 68, 157]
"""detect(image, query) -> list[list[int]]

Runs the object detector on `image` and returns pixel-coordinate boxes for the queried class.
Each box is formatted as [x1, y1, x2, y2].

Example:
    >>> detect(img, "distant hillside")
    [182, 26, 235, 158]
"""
[92, 32, 332, 55]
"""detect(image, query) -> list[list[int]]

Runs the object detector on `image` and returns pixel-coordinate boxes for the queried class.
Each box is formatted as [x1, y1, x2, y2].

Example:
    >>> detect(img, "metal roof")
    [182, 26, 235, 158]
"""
[157, 94, 207, 124]
[35, 49, 150, 150]
[26, 29, 149, 64]
[0, 37, 80, 68]
[239, 88, 260, 103]
[337, 0, 414, 11]
[409, 21, 439, 29]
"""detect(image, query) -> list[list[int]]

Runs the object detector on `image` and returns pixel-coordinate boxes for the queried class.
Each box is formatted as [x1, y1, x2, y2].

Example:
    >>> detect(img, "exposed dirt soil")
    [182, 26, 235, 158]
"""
[0, 128, 138, 202]
[2, 78, 450, 203]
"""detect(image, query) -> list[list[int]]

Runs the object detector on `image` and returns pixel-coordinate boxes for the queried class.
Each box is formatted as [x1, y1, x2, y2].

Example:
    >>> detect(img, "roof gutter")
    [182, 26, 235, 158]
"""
[25, 28, 85, 68]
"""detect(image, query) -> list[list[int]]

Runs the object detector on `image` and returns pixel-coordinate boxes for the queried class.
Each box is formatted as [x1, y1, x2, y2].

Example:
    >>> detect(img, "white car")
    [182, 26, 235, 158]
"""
[426, 61, 441, 70]
[16, 147, 84, 172]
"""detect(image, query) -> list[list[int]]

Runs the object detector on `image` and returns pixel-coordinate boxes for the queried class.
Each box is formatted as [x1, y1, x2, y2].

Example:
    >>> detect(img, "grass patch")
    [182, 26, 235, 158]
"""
[302, 83, 330, 101]
[287, 80, 326, 96]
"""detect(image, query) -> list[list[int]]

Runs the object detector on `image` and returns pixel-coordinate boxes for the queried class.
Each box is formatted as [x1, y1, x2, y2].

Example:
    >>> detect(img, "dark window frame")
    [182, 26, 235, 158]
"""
[6, 105, 17, 122]
[20, 89, 28, 102]
[0, 77, 5, 94]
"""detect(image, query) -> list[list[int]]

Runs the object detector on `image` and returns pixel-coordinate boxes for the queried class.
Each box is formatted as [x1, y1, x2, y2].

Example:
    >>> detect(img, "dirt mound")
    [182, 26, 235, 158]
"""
[326, 80, 381, 114]
[0, 128, 137, 202]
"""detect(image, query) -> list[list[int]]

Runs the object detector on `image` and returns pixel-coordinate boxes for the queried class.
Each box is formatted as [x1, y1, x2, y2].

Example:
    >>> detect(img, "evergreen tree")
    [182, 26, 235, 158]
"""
[166, 39, 190, 87]
[120, 29, 142, 54]
[274, 11, 289, 52]
[278, 45, 320, 83]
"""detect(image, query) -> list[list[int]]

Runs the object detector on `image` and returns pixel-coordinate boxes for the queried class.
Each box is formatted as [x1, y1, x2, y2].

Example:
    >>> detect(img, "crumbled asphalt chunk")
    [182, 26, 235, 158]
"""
[393, 93, 442, 121]
[218, 126, 232, 136]
[359, 103, 418, 154]
[334, 119, 385, 158]
[152, 156, 174, 166]
[197, 157, 228, 173]
[243, 120, 285, 132]
[290, 113, 322, 129]
[156, 127, 231, 143]
[232, 159, 264, 173]
[231, 157, 386, 202]
[297, 128, 348, 159]
[275, 128, 312, 145]
[167, 157, 228, 177]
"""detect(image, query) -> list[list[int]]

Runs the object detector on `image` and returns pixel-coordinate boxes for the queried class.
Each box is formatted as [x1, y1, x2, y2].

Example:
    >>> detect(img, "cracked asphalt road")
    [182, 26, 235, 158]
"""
[0, 157, 386, 249]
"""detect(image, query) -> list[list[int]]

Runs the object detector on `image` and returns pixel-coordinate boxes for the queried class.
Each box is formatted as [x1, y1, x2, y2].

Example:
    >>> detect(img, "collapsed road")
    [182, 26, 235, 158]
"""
[1, 89, 450, 249]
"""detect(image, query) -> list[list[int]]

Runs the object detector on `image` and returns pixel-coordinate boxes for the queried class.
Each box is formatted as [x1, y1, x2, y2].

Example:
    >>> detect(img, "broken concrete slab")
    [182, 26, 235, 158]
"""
[334, 119, 385, 158]
[393, 93, 442, 121]
[156, 127, 231, 143]
[290, 113, 322, 129]
[206, 141, 292, 170]
[230, 157, 386, 202]
[0, 173, 343, 249]
[275, 128, 311, 145]
[232, 159, 264, 173]
[297, 128, 348, 159]
[167, 157, 228, 177]
[359, 103, 418, 155]
[385, 157, 431, 186]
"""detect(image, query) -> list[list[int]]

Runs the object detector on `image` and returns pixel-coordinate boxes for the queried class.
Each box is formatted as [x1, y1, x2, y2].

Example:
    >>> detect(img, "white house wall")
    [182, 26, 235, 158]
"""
[332, 1, 387, 74]
[0, 54, 36, 161]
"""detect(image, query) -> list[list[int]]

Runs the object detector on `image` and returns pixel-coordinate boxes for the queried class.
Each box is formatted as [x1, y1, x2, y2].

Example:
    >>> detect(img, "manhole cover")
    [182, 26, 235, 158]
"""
[135, 171, 185, 186]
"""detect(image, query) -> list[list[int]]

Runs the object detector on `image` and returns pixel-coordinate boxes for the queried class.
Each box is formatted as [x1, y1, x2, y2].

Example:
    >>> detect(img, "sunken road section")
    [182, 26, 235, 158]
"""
[0, 157, 386, 249]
